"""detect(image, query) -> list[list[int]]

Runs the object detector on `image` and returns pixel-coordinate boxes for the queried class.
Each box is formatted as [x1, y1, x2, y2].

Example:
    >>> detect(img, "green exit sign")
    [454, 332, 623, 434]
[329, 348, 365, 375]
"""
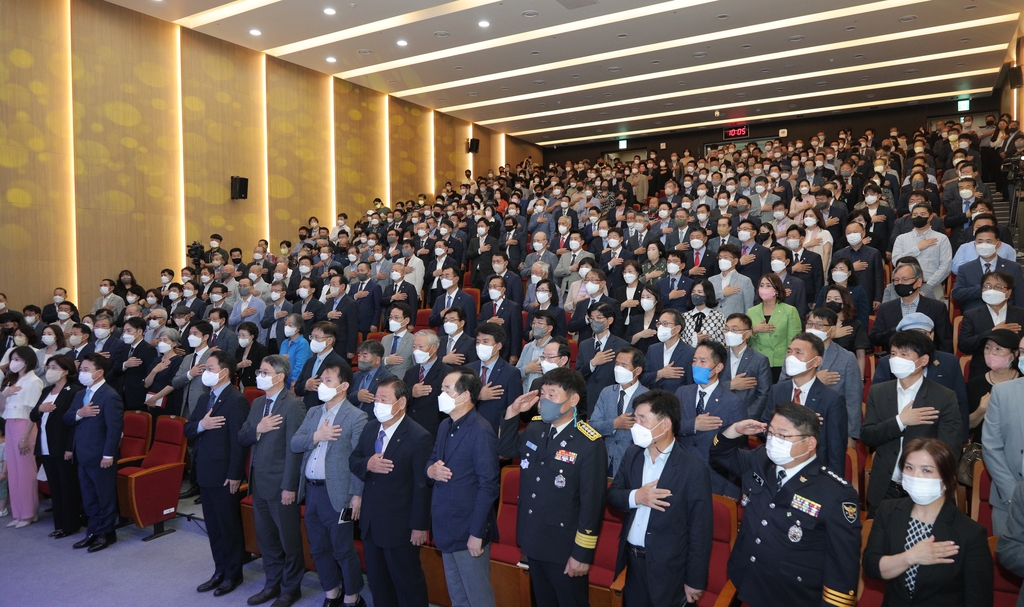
[957, 99, 970, 112]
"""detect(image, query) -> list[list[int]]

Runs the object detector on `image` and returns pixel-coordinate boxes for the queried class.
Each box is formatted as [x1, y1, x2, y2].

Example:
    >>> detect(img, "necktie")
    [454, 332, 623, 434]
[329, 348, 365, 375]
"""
[480, 365, 488, 385]
[694, 312, 705, 334]
[793, 387, 802, 405]
[262, 397, 274, 418]
[360, 374, 371, 391]
[571, 252, 577, 265]
[985, 262, 992, 273]
[312, 356, 322, 376]
[616, 388, 626, 416]
[493, 301, 499, 317]
[390, 335, 399, 355]
[210, 332, 218, 347]
[448, 337, 455, 355]
[446, 294, 453, 309]
[418, 365, 426, 383]
[84, 388, 93, 405]
[670, 277, 677, 291]
[374, 429, 386, 455]
[694, 250, 700, 266]
[742, 245, 749, 256]
[595, 339, 602, 353]
[777, 469, 787, 484]
[697, 390, 706, 415]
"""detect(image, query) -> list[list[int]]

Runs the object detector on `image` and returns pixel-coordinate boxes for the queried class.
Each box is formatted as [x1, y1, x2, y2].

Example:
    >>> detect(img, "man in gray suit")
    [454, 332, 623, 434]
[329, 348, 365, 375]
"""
[238, 355, 307, 607]
[983, 354, 1024, 535]
[172, 320, 217, 499]
[520, 232, 559, 279]
[382, 303, 415, 381]
[996, 481, 1024, 607]
[589, 346, 649, 477]
[717, 313, 772, 418]
[261, 281, 293, 355]
[291, 361, 368, 607]
[780, 307, 864, 447]
[553, 230, 594, 292]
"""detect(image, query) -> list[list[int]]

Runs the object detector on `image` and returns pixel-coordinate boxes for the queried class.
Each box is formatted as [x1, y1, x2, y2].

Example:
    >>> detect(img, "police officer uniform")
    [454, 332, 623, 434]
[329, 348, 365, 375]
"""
[710, 433, 861, 607]
[498, 415, 608, 607]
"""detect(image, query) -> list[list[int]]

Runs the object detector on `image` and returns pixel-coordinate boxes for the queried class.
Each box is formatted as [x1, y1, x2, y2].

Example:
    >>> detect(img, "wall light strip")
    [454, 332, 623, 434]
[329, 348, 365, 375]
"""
[384, 95, 392, 206]
[491, 45, 1005, 128]
[397, 0, 929, 98]
[469, 124, 474, 181]
[512, 68, 1000, 136]
[267, 0, 504, 57]
[175, 0, 284, 29]
[499, 132, 505, 168]
[174, 26, 187, 269]
[261, 54, 270, 238]
[429, 109, 436, 194]
[542, 87, 993, 146]
[439, 13, 1018, 113]
[338, 0, 721, 79]
[64, 0, 79, 301]
[328, 75, 337, 220]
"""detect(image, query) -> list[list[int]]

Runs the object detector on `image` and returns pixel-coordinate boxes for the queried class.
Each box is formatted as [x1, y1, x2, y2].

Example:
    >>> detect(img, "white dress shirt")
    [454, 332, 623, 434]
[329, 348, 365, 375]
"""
[776, 454, 817, 487]
[729, 346, 746, 380]
[892, 375, 924, 481]
[39, 391, 58, 456]
[627, 440, 675, 546]
[380, 413, 405, 453]
[988, 304, 1008, 327]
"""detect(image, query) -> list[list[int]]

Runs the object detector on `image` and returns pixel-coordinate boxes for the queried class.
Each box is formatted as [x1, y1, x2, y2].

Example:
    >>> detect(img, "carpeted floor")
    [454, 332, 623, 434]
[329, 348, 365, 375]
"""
[0, 490, 382, 607]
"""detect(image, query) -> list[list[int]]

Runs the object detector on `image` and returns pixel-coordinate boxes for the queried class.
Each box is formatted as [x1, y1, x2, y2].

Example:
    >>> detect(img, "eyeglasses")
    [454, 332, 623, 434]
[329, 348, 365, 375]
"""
[655, 321, 677, 328]
[983, 284, 1009, 292]
[766, 429, 808, 441]
[805, 322, 832, 330]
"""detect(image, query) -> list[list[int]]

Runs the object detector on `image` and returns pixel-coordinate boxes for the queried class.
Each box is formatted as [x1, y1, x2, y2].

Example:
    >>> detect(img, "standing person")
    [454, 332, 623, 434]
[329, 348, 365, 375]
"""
[291, 362, 368, 607]
[711, 403, 862, 607]
[607, 390, 714, 607]
[427, 367, 500, 607]
[0, 346, 43, 529]
[30, 355, 83, 539]
[184, 351, 249, 596]
[349, 377, 433, 607]
[63, 354, 123, 551]
[981, 332, 1024, 535]
[589, 347, 649, 477]
[237, 356, 307, 607]
[499, 368, 607, 607]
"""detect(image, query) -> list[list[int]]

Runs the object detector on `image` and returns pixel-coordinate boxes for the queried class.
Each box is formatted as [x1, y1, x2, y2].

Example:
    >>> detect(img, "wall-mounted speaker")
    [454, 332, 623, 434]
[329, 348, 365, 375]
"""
[230, 176, 249, 200]
[468, 138, 480, 154]
[1010, 66, 1023, 89]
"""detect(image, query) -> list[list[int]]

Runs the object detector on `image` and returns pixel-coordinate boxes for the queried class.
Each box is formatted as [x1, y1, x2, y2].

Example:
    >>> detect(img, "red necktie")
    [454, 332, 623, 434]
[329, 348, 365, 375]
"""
[418, 365, 425, 383]
[480, 365, 488, 386]
[743, 245, 749, 256]
[493, 302, 499, 316]
[694, 250, 700, 266]
[793, 388, 802, 405]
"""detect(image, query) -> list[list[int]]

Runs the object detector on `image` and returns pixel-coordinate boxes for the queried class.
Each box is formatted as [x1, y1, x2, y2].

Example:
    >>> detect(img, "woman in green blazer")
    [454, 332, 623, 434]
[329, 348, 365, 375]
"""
[747, 273, 801, 382]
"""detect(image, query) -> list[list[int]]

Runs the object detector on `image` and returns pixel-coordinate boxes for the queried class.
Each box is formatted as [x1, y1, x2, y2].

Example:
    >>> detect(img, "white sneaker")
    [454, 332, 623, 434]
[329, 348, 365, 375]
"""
[0, 509, 8, 518]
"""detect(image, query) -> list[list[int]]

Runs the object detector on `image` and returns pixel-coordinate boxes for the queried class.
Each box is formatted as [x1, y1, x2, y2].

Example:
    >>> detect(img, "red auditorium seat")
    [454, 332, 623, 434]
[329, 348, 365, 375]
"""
[118, 410, 152, 467]
[464, 287, 481, 313]
[972, 459, 993, 536]
[699, 495, 739, 607]
[242, 387, 265, 406]
[858, 519, 886, 607]
[490, 466, 530, 607]
[588, 505, 627, 607]
[116, 416, 187, 541]
[415, 309, 432, 331]
[569, 339, 578, 368]
[991, 536, 1024, 606]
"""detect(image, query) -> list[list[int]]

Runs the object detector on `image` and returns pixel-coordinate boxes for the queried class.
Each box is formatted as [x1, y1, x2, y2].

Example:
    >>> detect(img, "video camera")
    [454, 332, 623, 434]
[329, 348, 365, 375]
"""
[187, 241, 205, 269]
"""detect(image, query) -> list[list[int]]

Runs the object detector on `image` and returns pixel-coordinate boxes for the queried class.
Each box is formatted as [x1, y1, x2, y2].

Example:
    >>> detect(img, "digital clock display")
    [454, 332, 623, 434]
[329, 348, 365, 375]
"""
[723, 125, 749, 140]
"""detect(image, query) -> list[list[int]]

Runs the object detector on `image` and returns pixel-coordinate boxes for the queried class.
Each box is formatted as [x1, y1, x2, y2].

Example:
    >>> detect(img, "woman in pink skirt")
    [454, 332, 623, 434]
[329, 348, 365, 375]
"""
[0, 346, 44, 528]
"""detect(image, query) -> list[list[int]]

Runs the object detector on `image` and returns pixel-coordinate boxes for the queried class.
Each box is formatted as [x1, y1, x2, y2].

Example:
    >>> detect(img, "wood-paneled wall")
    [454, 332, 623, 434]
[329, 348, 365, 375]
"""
[434, 112, 472, 189]
[388, 96, 432, 203]
[334, 78, 387, 219]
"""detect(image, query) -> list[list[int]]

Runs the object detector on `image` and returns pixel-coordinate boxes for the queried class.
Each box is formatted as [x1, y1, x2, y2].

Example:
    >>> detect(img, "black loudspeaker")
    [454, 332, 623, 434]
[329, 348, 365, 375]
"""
[230, 176, 249, 200]
[1010, 66, 1023, 89]
[468, 138, 480, 154]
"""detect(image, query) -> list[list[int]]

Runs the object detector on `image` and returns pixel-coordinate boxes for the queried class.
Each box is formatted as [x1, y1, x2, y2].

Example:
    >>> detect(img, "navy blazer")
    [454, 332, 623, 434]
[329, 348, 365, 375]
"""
[350, 415, 434, 548]
[32, 383, 83, 456]
[869, 295, 953, 353]
[426, 408, 500, 553]
[832, 244, 886, 306]
[183, 385, 249, 487]
[640, 340, 696, 394]
[566, 295, 620, 342]
[477, 299, 523, 361]
[576, 333, 630, 417]
[261, 300, 294, 345]
[656, 273, 695, 313]
[779, 271, 808, 322]
[762, 380, 848, 473]
[322, 294, 360, 358]
[526, 304, 567, 339]
[480, 271, 525, 308]
[381, 281, 420, 320]
[403, 360, 452, 438]
[718, 346, 773, 418]
[347, 280, 383, 333]
[294, 297, 328, 335]
[348, 365, 396, 416]
[81, 335, 126, 362]
[63, 382, 123, 467]
[293, 350, 345, 410]
[674, 382, 745, 498]
[735, 241, 772, 286]
[440, 332, 479, 366]
[424, 256, 462, 307]
[469, 358, 524, 432]
[952, 256, 1024, 312]
[874, 352, 971, 442]
[108, 339, 158, 409]
[789, 248, 824, 307]
[599, 248, 636, 291]
[429, 290, 478, 337]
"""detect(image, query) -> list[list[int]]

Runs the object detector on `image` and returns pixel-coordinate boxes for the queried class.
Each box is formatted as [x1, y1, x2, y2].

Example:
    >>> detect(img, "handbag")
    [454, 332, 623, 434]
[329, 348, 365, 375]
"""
[957, 442, 983, 487]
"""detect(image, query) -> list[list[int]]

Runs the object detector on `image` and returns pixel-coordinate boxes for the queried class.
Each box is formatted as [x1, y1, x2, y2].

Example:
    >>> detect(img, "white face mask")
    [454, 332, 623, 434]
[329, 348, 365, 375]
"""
[121, 332, 137, 345]
[443, 321, 459, 336]
[440, 278, 455, 290]
[157, 341, 173, 354]
[724, 331, 745, 347]
[58, 311, 72, 320]
[274, 272, 285, 281]
[585, 282, 601, 295]
[296, 288, 310, 299]
[737, 230, 752, 242]
[786, 238, 802, 250]
[437, 391, 458, 415]
[622, 273, 638, 285]
[766, 434, 805, 466]
[784, 355, 812, 377]
[93, 327, 111, 340]
[889, 356, 919, 379]
[667, 262, 681, 275]
[270, 291, 282, 302]
[412, 349, 431, 365]
[373, 402, 395, 424]
[975, 243, 997, 258]
[579, 267, 591, 279]
[391, 270, 403, 282]
[283, 326, 297, 338]
[188, 334, 203, 347]
[210, 320, 221, 332]
[831, 270, 850, 284]
[68, 334, 83, 347]
[806, 328, 829, 343]
[640, 298, 656, 311]
[41, 334, 56, 346]
[630, 419, 665, 449]
[770, 259, 787, 274]
[168, 291, 181, 301]
[24, 315, 37, 326]
[99, 286, 110, 296]
[309, 339, 327, 353]
[78, 369, 96, 387]
[200, 275, 211, 283]
[201, 369, 223, 387]
[536, 291, 551, 305]
[657, 326, 675, 342]
[982, 289, 1007, 306]
[476, 343, 496, 361]
[210, 293, 223, 302]
[613, 365, 635, 385]
[845, 232, 862, 246]
[901, 474, 944, 505]
[488, 289, 503, 301]
[803, 216, 817, 227]
[317, 383, 338, 402]
[389, 319, 404, 333]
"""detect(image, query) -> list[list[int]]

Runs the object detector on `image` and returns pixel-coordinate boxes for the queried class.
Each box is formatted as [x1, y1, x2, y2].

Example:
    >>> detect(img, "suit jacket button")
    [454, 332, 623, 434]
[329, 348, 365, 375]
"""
[769, 503, 775, 509]
[529, 509, 533, 514]
[755, 538, 761, 544]
[532, 493, 536, 498]
[750, 556, 756, 562]
[536, 477, 540, 482]
[797, 577, 802, 582]
[761, 520, 767, 526]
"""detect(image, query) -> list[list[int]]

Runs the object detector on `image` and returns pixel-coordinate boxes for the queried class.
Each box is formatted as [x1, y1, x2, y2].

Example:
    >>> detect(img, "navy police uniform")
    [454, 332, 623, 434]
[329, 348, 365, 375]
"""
[498, 415, 607, 607]
[710, 433, 861, 607]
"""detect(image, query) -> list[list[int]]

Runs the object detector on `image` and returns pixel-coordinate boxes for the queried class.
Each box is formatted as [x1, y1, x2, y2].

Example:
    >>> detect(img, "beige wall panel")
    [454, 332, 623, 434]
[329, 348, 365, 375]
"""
[506, 136, 543, 169]
[388, 96, 432, 204]
[434, 112, 471, 192]
[334, 78, 387, 218]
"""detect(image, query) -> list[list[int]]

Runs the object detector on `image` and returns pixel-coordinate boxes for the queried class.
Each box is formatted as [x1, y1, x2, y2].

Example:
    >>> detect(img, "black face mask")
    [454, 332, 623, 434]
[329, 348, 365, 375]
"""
[911, 216, 928, 229]
[825, 301, 844, 314]
[894, 283, 917, 298]
[756, 232, 771, 244]
[691, 294, 706, 307]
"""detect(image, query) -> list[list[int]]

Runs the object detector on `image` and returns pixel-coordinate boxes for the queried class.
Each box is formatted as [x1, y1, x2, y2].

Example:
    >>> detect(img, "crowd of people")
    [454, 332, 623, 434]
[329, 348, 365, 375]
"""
[3, 115, 1024, 607]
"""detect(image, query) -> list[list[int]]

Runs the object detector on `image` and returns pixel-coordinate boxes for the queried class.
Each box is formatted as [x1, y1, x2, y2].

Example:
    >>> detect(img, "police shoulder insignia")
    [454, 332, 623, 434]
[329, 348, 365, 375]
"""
[576, 420, 601, 441]
[823, 468, 849, 486]
[842, 502, 859, 524]
[531, 415, 543, 421]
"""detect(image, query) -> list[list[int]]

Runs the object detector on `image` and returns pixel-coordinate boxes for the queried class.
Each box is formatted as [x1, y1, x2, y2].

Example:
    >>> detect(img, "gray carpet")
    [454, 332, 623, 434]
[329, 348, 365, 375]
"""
[0, 492, 379, 607]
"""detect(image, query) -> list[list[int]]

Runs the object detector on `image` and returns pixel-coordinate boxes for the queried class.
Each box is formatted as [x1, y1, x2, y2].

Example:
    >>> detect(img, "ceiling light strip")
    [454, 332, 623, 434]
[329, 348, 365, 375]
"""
[487, 44, 1005, 127]
[337, 0, 721, 79]
[541, 88, 992, 146]
[396, 0, 929, 98]
[266, 0, 504, 57]
[175, 0, 284, 29]
[514, 68, 998, 136]
[438, 13, 1018, 113]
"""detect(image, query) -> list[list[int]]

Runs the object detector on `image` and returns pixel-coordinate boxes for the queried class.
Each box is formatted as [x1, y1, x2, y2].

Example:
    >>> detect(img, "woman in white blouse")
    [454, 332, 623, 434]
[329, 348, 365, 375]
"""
[35, 324, 70, 377]
[0, 347, 44, 527]
[801, 207, 833, 270]
[681, 279, 727, 346]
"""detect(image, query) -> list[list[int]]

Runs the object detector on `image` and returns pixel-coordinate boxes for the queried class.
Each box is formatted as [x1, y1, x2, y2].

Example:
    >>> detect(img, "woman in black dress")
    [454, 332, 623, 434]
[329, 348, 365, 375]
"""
[965, 329, 1020, 443]
[824, 284, 872, 378]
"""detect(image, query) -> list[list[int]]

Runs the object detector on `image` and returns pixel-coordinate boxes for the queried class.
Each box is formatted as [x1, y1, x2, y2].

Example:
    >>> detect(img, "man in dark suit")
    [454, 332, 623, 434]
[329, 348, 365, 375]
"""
[181, 280, 209, 319]
[576, 302, 629, 417]
[608, 390, 714, 607]
[348, 262, 382, 339]
[656, 252, 694, 313]
[675, 340, 746, 499]
[426, 368, 500, 607]
[294, 278, 328, 335]
[477, 276, 523, 363]
[80, 313, 125, 362]
[780, 226, 823, 308]
[348, 340, 395, 416]
[380, 268, 419, 321]
[951, 225, 1024, 312]
[684, 228, 717, 279]
[816, 189, 849, 250]
[870, 260, 954, 352]
[237, 355, 307, 607]
[771, 247, 808, 321]
[261, 282, 293, 355]
[862, 330, 962, 517]
[293, 321, 346, 410]
[183, 350, 249, 596]
[349, 377, 433, 607]
[286, 256, 322, 302]
[108, 317, 157, 411]
[480, 251, 525, 308]
[322, 274, 360, 361]
[402, 330, 451, 438]
[831, 221, 885, 309]
[639, 309, 695, 394]
[42, 287, 79, 324]
[423, 244, 460, 308]
[957, 271, 1024, 378]
[566, 269, 620, 342]
[760, 333, 848, 473]
[734, 219, 772, 286]
[64, 354, 123, 553]
[598, 228, 635, 292]
[469, 324, 524, 432]
[438, 307, 478, 367]
[428, 267, 478, 337]
[718, 313, 773, 418]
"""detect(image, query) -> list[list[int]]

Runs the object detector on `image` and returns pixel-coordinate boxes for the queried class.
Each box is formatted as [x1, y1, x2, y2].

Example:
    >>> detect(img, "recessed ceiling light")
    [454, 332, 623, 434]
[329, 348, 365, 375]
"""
[959, 37, 971, 42]
[534, 80, 546, 85]
[736, 92, 746, 97]
[249, 29, 261, 36]
[530, 51, 540, 55]
[454, 66, 464, 70]
[854, 54, 864, 59]
[434, 31, 449, 38]
[357, 49, 371, 55]
[500, 86, 508, 91]
[604, 93, 612, 97]
[467, 92, 477, 96]
[955, 62, 965, 67]
[860, 76, 869, 80]
[789, 103, 797, 108]
[815, 81, 827, 86]
[599, 112, 608, 115]
[542, 135, 550, 139]
[776, 87, 784, 92]
[845, 25, 856, 31]
[717, 14, 728, 19]
[632, 108, 639, 112]
[608, 66, 621, 72]
[866, 93, 875, 98]
[585, 95, 593, 99]
[324, 8, 336, 15]
[326, 56, 337, 63]
[596, 129, 603, 132]
[522, 10, 538, 17]
[905, 68, 919, 73]
[437, 98, 445, 101]
[664, 102, 674, 106]
[784, 63, 794, 68]
[899, 14, 917, 22]
[693, 52, 706, 58]
[617, 33, 627, 38]
[654, 121, 662, 125]
[397, 39, 407, 46]
[789, 35, 804, 42]
[741, 44, 752, 49]
[387, 79, 396, 83]
[478, 113, 485, 117]
[651, 60, 660, 64]
[760, 68, 769, 72]
[571, 74, 580, 78]
[964, 4, 977, 9]
[540, 120, 549, 124]
[479, 20, 489, 27]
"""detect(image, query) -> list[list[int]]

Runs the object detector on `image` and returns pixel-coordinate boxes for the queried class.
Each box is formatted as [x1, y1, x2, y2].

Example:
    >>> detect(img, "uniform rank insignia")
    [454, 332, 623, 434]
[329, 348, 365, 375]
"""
[555, 450, 577, 464]
[526, 441, 537, 451]
[576, 420, 600, 441]
[788, 521, 803, 543]
[554, 474, 566, 488]
[741, 494, 749, 507]
[790, 494, 821, 517]
[520, 459, 529, 469]
[752, 472, 765, 486]
[842, 502, 858, 523]
[822, 466, 849, 486]
[532, 415, 543, 421]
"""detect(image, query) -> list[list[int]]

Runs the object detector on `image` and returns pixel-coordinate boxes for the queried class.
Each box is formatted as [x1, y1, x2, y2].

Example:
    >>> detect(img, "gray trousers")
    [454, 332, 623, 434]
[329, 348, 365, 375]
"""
[441, 546, 496, 607]
[253, 491, 305, 595]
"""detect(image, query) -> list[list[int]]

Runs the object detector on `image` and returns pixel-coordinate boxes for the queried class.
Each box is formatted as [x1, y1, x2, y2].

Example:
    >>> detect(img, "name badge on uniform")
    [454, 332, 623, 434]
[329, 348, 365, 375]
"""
[788, 521, 803, 543]
[790, 494, 821, 518]
[521, 459, 529, 469]
[526, 441, 538, 451]
[555, 449, 577, 464]
[554, 474, 566, 488]
[752, 471, 765, 486]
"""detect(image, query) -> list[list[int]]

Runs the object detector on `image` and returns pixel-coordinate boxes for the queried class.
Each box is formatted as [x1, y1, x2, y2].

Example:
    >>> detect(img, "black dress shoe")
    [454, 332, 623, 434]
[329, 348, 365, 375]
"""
[197, 574, 225, 593]
[321, 598, 344, 607]
[270, 593, 300, 607]
[343, 596, 367, 607]
[49, 530, 62, 537]
[73, 534, 98, 549]
[87, 533, 116, 553]
[194, 496, 203, 505]
[247, 587, 280, 606]
[179, 485, 200, 499]
[52, 531, 73, 539]
[213, 577, 243, 597]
